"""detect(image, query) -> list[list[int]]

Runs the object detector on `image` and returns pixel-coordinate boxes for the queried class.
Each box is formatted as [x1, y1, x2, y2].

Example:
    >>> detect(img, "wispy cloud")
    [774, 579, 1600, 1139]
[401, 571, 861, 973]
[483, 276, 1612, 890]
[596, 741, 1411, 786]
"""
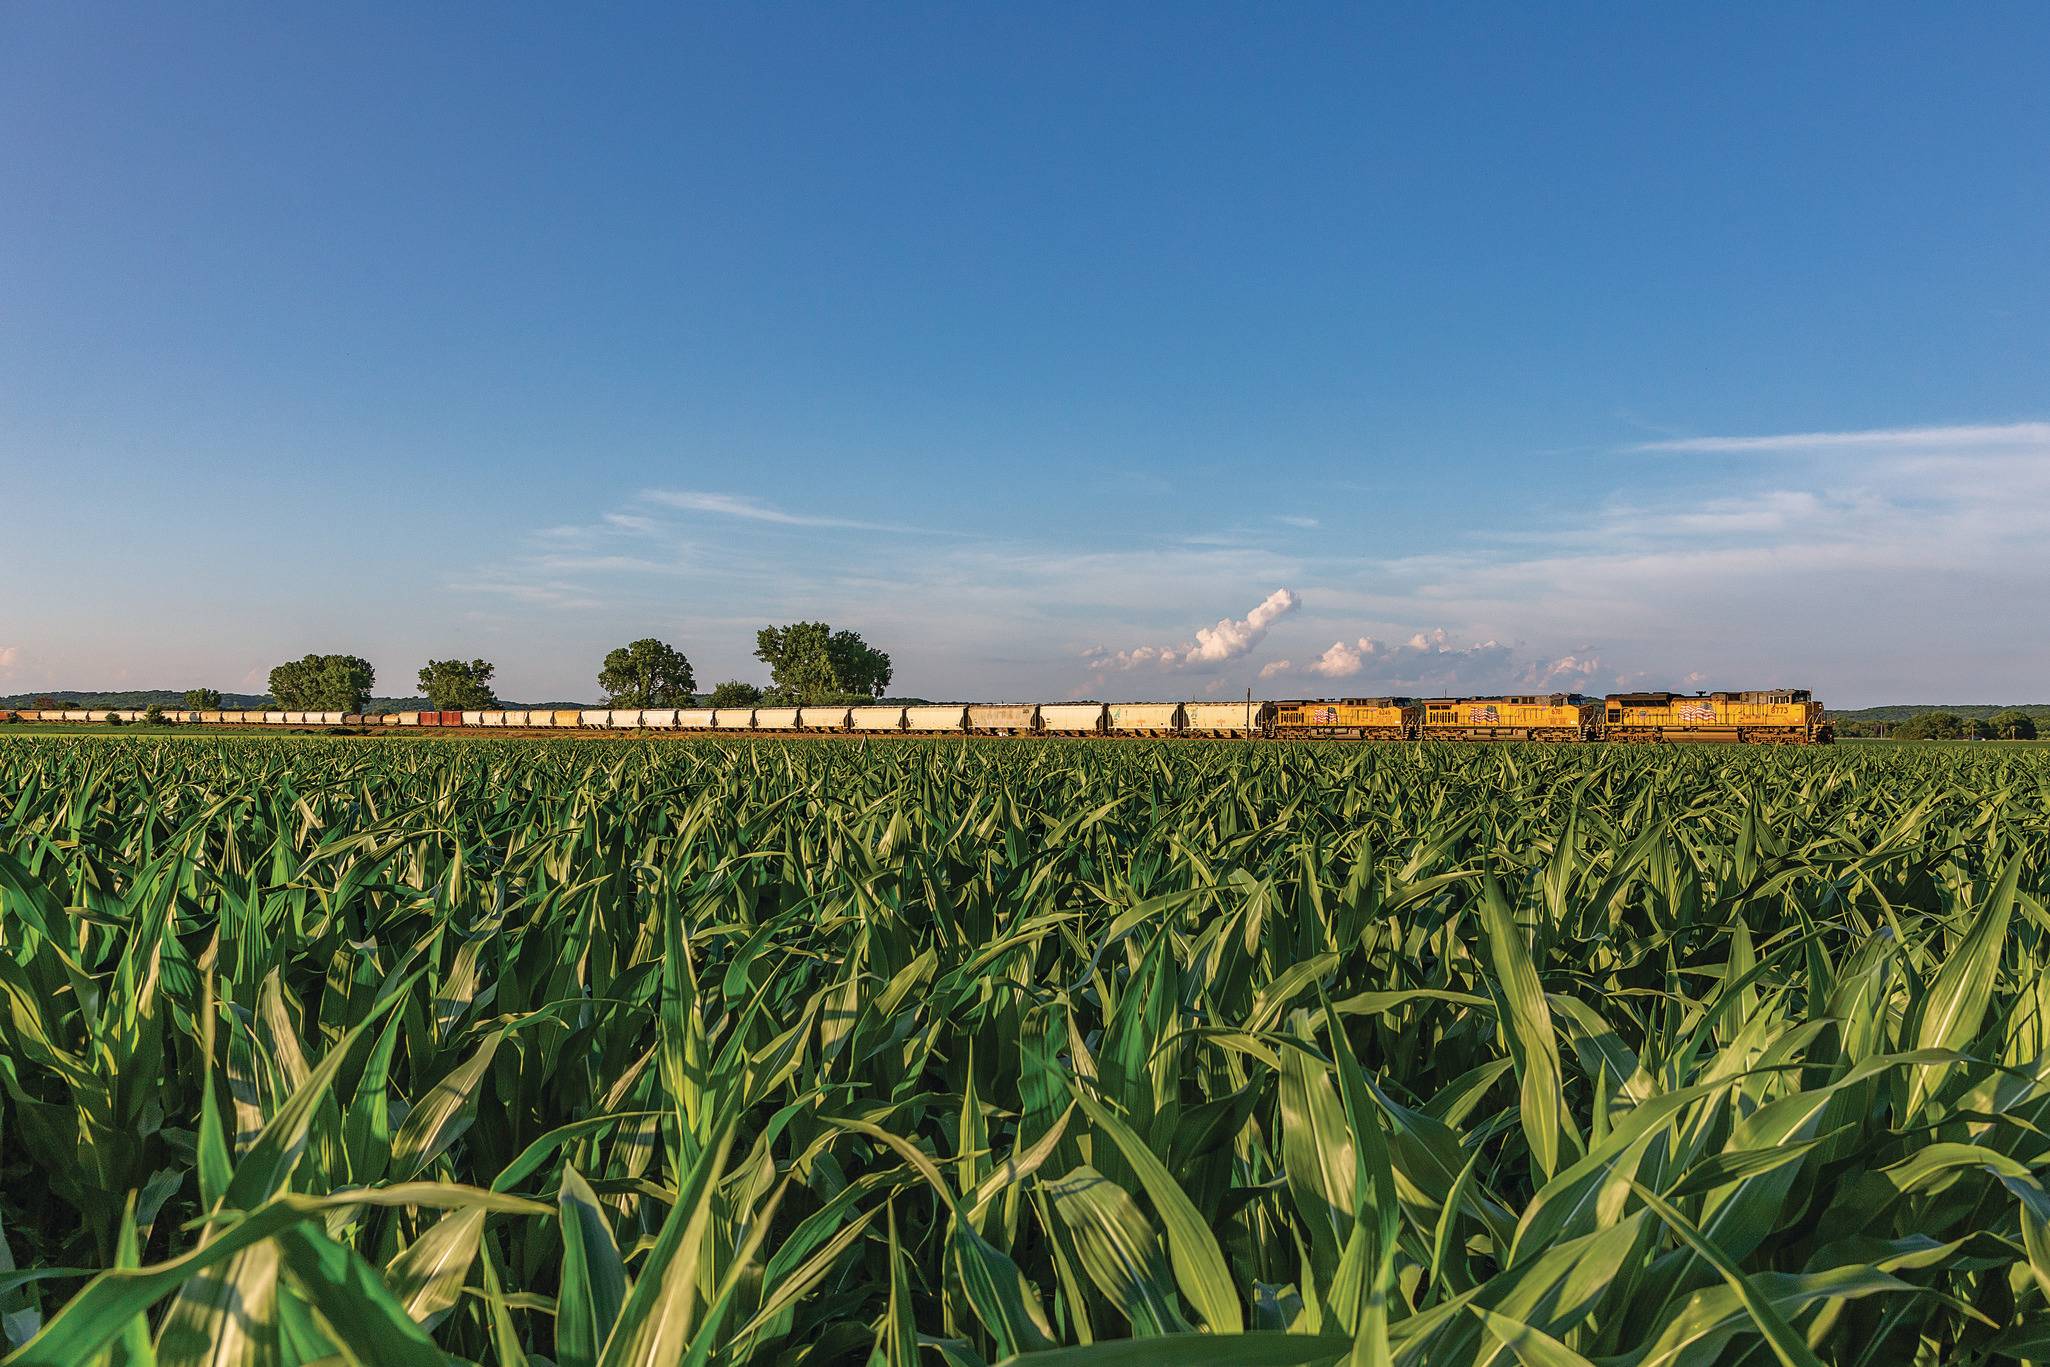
[444, 574, 604, 611]
[436, 416, 2050, 704]
[1272, 514, 1321, 529]
[640, 488, 921, 533]
[533, 553, 690, 576]
[1632, 421, 2050, 454]
[1272, 416, 2050, 701]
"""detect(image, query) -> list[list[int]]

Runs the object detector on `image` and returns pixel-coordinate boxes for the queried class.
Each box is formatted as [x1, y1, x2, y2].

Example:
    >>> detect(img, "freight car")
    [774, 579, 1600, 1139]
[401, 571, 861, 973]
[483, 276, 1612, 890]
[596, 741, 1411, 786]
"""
[1107, 703, 1183, 736]
[966, 705, 1038, 735]
[1183, 701, 1272, 736]
[1039, 704, 1108, 736]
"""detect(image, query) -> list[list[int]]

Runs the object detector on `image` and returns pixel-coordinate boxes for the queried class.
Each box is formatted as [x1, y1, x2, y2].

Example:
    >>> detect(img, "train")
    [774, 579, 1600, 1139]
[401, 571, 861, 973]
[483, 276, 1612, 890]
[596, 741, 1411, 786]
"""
[6, 688, 1834, 743]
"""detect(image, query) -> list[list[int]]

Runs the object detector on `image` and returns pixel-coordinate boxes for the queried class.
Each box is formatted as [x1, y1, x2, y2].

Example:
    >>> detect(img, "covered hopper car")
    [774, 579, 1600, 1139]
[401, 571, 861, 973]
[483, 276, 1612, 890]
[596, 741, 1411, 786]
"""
[1183, 701, 1273, 736]
[905, 705, 970, 733]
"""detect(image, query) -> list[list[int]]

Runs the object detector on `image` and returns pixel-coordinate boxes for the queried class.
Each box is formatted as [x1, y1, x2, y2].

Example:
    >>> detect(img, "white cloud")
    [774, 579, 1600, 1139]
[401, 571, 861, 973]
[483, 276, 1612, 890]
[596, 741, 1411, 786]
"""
[0, 645, 20, 679]
[1090, 589, 1299, 671]
[1258, 659, 1292, 679]
[1273, 514, 1321, 529]
[1305, 640, 1365, 678]
[1521, 653, 1604, 690]
[1275, 629, 1522, 691]
[1632, 421, 2050, 454]
[1186, 589, 1299, 663]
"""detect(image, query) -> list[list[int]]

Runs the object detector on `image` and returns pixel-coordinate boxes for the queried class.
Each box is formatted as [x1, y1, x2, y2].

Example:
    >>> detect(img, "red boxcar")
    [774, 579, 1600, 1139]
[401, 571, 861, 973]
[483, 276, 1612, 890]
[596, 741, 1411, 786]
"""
[438, 710, 464, 726]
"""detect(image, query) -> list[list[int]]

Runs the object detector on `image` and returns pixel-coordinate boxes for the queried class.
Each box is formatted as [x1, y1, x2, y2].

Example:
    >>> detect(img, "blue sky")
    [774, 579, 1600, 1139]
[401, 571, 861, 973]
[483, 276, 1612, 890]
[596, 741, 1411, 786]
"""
[3, 6, 2046, 706]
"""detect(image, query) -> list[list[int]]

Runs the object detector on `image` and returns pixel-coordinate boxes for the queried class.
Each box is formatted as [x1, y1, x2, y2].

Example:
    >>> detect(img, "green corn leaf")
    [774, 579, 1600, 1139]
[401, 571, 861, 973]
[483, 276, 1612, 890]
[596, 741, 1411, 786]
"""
[13, 1189, 542, 1366]
[389, 1029, 504, 1180]
[382, 1206, 487, 1325]
[1042, 1165, 1192, 1337]
[595, 1123, 733, 1367]
[872, 1201, 919, 1367]
[1072, 1089, 1242, 1333]
[1278, 1038, 1356, 1282]
[1627, 1180, 1826, 1367]
[555, 1163, 627, 1367]
[1908, 852, 2022, 1111]
[1478, 877, 1579, 1183]
[272, 1224, 448, 1367]
[222, 980, 413, 1212]
[1466, 1304, 1596, 1367]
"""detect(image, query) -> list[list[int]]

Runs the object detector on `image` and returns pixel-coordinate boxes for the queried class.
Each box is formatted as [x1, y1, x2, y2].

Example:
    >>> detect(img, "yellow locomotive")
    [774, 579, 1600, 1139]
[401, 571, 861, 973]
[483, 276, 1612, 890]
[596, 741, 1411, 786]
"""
[1420, 694, 1598, 742]
[1601, 689, 1830, 744]
[1272, 698, 1417, 739]
[1267, 690, 1829, 743]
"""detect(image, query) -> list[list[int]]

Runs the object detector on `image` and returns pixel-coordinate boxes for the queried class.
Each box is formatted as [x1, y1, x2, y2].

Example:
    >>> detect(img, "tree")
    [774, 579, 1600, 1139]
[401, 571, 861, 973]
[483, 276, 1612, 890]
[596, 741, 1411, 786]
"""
[1893, 710, 1966, 741]
[103, 712, 124, 726]
[184, 688, 222, 710]
[753, 623, 893, 702]
[829, 631, 893, 698]
[269, 654, 376, 713]
[708, 680, 764, 709]
[598, 638, 696, 707]
[418, 659, 497, 711]
[143, 705, 168, 726]
[1989, 709, 2038, 741]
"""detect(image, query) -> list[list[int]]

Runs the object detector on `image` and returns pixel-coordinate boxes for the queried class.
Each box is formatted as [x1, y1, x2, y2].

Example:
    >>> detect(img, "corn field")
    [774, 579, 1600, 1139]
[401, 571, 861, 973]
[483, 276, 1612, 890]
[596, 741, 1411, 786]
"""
[2, 735, 2050, 1365]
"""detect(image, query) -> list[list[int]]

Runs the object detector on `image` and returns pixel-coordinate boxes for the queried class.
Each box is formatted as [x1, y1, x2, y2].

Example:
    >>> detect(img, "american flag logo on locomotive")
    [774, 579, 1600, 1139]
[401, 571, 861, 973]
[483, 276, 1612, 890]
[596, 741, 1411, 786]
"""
[1310, 705, 1338, 725]
[1677, 701, 1716, 722]
[1468, 704, 1500, 724]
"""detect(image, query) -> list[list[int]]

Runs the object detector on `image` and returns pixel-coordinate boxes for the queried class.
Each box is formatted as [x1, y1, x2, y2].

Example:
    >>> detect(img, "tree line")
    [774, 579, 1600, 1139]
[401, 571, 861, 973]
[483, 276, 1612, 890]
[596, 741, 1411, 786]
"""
[1835, 709, 2039, 741]
[214, 622, 895, 714]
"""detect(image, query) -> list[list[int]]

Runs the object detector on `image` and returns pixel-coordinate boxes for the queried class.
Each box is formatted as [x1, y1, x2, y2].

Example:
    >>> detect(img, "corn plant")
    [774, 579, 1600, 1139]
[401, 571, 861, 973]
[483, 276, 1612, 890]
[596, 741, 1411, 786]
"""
[1, 734, 2049, 1364]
